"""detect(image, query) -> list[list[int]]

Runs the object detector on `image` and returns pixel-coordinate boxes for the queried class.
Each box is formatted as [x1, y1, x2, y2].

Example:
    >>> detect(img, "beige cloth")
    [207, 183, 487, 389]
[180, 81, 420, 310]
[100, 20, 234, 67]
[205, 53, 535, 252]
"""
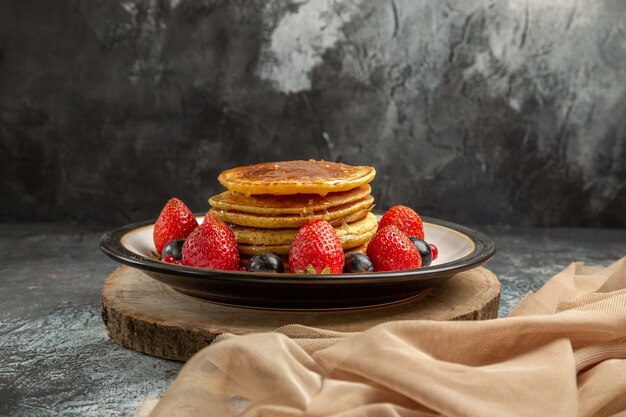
[145, 257, 626, 417]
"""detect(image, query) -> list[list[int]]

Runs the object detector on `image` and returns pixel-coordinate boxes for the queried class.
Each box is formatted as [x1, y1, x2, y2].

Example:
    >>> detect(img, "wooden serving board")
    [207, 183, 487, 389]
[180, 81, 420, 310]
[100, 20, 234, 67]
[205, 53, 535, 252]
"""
[101, 266, 500, 361]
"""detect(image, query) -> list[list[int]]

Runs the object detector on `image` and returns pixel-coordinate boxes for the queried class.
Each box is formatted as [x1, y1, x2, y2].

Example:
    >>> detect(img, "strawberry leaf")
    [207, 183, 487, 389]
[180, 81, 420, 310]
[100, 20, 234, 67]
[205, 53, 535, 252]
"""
[306, 265, 332, 274]
[296, 266, 333, 274]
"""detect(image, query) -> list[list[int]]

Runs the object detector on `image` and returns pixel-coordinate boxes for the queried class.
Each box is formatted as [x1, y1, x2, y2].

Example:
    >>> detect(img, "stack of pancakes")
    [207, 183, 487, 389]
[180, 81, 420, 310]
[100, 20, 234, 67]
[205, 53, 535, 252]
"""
[208, 160, 377, 269]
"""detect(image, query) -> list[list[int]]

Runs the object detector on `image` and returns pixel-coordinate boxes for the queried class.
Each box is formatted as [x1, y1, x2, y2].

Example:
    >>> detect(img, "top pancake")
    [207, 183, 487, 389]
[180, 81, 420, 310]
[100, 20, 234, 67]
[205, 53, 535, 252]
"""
[218, 160, 376, 196]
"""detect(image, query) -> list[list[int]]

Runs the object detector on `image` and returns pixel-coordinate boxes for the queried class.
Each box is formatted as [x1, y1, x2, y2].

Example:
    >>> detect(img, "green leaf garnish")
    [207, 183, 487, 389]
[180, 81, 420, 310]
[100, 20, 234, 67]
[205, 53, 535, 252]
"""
[308, 265, 332, 274]
[295, 266, 332, 274]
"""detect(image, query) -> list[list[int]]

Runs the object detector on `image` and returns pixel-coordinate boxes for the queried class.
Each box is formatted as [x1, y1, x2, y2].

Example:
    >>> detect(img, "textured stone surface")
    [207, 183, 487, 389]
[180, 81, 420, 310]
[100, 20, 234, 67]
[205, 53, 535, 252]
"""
[0, 222, 624, 416]
[0, 224, 182, 417]
[1, 0, 625, 227]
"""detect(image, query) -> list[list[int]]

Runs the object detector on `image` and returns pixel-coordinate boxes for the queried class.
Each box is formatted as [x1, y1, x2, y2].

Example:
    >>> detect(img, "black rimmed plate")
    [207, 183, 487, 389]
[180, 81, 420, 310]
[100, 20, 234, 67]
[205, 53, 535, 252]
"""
[99, 214, 495, 309]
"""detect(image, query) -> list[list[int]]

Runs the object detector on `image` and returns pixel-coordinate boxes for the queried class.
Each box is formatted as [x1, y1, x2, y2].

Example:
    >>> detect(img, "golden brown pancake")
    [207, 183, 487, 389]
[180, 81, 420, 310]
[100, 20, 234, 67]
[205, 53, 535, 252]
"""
[214, 160, 378, 265]
[232, 212, 377, 245]
[237, 223, 377, 256]
[218, 160, 376, 196]
[344, 243, 368, 254]
[209, 185, 371, 215]
[210, 196, 374, 228]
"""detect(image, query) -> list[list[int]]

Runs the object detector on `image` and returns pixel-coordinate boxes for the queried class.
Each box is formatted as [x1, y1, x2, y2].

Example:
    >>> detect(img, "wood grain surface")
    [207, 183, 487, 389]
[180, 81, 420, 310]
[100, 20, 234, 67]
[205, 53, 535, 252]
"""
[101, 266, 501, 361]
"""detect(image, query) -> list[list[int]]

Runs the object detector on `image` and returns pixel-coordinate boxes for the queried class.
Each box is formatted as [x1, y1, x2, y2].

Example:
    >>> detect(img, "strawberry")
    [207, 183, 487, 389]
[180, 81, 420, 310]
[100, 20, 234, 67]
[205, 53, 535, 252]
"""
[366, 225, 422, 272]
[162, 256, 182, 265]
[289, 219, 344, 274]
[203, 211, 219, 225]
[153, 198, 199, 255]
[378, 205, 424, 240]
[182, 214, 239, 270]
[429, 243, 438, 260]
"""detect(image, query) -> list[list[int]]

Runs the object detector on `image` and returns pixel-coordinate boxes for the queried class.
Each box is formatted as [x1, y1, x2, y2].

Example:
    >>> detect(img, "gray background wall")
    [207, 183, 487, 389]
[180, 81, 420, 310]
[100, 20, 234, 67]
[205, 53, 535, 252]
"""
[1, 0, 624, 227]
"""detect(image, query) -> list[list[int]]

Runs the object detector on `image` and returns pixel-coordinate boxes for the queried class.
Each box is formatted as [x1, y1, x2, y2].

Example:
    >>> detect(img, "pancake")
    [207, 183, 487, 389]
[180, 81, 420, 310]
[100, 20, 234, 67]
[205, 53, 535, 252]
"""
[237, 224, 377, 256]
[344, 243, 368, 254]
[210, 195, 374, 228]
[209, 185, 371, 215]
[218, 160, 376, 196]
[232, 212, 378, 246]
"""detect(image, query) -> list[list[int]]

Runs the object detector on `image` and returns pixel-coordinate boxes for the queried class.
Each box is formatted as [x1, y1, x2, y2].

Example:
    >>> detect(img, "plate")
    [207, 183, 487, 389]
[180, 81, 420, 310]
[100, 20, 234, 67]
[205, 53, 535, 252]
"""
[99, 214, 496, 309]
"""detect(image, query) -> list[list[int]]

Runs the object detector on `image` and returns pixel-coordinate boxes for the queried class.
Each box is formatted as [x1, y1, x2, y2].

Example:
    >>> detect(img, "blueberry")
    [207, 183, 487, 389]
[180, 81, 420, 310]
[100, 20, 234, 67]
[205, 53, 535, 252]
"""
[162, 239, 185, 260]
[408, 237, 432, 266]
[343, 253, 374, 273]
[247, 253, 284, 273]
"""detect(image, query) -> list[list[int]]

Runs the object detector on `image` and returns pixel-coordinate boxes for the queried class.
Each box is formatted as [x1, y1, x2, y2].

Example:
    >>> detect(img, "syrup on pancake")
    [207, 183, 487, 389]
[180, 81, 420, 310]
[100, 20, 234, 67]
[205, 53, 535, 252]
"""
[218, 160, 375, 196]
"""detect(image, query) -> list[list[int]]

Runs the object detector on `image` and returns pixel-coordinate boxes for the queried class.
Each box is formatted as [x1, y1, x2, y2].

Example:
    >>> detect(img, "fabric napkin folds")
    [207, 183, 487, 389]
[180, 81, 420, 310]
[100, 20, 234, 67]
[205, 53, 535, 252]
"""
[141, 256, 626, 417]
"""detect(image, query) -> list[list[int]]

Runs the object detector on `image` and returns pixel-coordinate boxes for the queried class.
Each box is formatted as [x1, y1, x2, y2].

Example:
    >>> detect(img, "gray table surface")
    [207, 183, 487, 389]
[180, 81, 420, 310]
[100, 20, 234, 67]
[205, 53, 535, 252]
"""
[0, 222, 624, 416]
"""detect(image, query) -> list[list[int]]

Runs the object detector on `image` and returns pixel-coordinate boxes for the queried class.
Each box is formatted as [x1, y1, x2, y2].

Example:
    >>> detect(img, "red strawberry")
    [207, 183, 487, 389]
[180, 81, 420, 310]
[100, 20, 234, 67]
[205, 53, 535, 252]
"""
[162, 256, 182, 265]
[153, 198, 199, 255]
[182, 214, 239, 270]
[366, 225, 422, 272]
[203, 211, 219, 225]
[289, 219, 344, 274]
[378, 205, 424, 240]
[429, 243, 438, 260]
